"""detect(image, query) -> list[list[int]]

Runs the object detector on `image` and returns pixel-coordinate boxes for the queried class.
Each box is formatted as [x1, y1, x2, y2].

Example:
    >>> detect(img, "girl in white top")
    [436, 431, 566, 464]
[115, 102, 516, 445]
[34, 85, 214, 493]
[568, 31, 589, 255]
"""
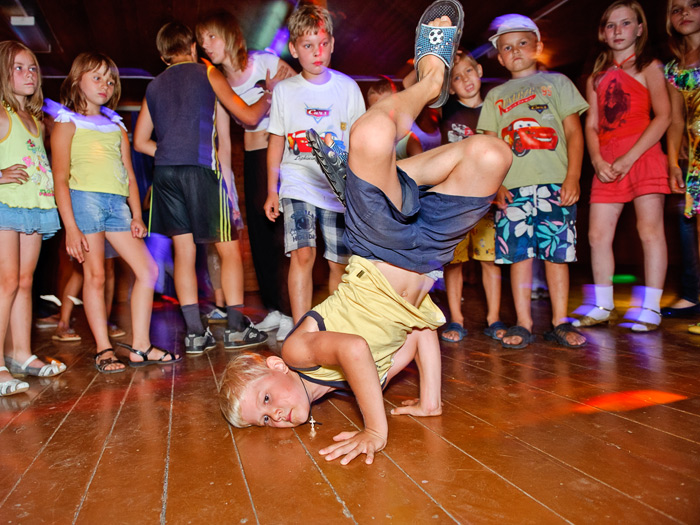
[0, 41, 64, 396]
[197, 11, 296, 335]
[51, 52, 179, 373]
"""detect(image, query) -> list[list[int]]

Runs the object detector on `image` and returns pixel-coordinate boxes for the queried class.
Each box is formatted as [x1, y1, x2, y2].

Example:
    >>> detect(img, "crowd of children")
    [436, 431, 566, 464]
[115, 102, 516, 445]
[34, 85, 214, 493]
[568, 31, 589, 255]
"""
[0, 0, 697, 462]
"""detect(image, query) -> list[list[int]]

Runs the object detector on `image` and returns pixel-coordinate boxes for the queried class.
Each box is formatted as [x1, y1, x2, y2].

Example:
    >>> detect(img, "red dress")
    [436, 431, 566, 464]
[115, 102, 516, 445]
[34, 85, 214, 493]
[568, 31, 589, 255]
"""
[591, 68, 669, 203]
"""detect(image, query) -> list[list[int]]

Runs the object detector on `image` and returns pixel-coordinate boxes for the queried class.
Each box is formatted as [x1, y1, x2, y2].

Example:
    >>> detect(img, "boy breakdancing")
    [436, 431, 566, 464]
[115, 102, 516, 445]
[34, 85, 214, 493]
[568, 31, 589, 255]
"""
[219, 0, 512, 465]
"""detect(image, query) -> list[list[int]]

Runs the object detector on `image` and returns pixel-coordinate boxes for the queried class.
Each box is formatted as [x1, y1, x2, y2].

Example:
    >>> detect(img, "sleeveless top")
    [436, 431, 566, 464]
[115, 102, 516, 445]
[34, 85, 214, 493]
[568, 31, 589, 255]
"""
[231, 51, 279, 133]
[596, 69, 651, 144]
[0, 105, 55, 209]
[45, 100, 129, 196]
[665, 59, 700, 218]
[146, 62, 218, 170]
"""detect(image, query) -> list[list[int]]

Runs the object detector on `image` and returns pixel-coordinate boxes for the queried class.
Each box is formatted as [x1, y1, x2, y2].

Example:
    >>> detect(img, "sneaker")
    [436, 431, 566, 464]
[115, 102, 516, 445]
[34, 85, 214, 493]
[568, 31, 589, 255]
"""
[206, 307, 228, 324]
[184, 328, 217, 355]
[108, 323, 126, 338]
[253, 310, 282, 331]
[224, 321, 268, 349]
[276, 315, 294, 342]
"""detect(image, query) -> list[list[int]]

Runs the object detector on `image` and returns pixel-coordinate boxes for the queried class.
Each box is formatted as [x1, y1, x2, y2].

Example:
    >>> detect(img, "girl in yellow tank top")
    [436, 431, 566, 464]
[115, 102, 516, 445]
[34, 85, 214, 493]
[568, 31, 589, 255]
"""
[0, 41, 65, 397]
[51, 52, 180, 373]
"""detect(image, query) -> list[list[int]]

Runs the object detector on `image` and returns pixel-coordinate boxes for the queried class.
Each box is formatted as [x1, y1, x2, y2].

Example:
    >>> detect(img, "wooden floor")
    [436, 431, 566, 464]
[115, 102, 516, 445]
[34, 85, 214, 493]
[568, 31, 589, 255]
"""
[1, 282, 699, 524]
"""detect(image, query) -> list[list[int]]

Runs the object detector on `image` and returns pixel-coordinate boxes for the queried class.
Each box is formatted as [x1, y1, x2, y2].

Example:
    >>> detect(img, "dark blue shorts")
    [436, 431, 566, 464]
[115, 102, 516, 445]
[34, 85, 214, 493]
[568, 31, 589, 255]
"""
[343, 166, 494, 273]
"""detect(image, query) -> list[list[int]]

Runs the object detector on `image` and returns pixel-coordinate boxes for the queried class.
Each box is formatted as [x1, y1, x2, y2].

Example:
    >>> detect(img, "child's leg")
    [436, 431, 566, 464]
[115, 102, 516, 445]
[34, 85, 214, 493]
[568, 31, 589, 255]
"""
[588, 202, 624, 285]
[7, 234, 45, 362]
[289, 246, 315, 322]
[503, 258, 533, 347]
[443, 263, 465, 340]
[106, 232, 168, 359]
[0, 231, 20, 380]
[386, 327, 441, 416]
[81, 232, 111, 350]
[328, 261, 345, 295]
[214, 240, 244, 307]
[104, 257, 116, 320]
[481, 261, 502, 328]
[58, 261, 83, 329]
[172, 233, 204, 335]
[634, 194, 667, 290]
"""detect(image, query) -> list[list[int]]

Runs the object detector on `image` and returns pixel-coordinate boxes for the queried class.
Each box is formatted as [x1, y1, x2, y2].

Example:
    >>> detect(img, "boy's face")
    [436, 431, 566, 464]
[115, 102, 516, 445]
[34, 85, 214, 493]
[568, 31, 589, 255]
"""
[450, 59, 483, 102]
[496, 31, 542, 78]
[289, 27, 334, 79]
[238, 357, 311, 428]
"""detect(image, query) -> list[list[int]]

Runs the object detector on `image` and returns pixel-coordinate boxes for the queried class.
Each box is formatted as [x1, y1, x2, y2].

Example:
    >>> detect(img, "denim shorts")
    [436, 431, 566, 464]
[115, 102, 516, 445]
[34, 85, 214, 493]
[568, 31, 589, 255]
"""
[70, 189, 131, 234]
[494, 184, 577, 264]
[280, 198, 350, 263]
[0, 202, 60, 239]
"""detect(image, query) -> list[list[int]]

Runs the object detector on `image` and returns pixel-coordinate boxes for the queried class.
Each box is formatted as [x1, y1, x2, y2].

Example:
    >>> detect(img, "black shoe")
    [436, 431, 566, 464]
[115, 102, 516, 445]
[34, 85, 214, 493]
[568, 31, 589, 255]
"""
[184, 328, 217, 354]
[660, 303, 700, 319]
[306, 128, 348, 206]
[223, 320, 268, 349]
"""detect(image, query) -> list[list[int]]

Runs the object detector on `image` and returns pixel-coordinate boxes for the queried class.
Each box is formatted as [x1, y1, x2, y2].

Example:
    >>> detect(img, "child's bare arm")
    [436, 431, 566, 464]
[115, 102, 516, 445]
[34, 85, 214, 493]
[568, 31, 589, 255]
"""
[133, 98, 157, 157]
[264, 134, 284, 221]
[585, 75, 615, 184]
[390, 328, 442, 417]
[120, 129, 147, 238]
[284, 330, 389, 465]
[216, 103, 234, 198]
[666, 79, 687, 194]
[204, 59, 271, 127]
[560, 112, 584, 207]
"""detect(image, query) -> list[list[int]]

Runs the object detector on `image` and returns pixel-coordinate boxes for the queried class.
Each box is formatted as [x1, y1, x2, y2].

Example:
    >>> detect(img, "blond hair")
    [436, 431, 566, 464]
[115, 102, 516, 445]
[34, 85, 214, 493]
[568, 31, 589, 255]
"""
[60, 52, 121, 114]
[0, 40, 43, 118]
[219, 353, 272, 427]
[196, 10, 248, 71]
[592, 1, 651, 78]
[288, 4, 333, 43]
[157, 21, 195, 64]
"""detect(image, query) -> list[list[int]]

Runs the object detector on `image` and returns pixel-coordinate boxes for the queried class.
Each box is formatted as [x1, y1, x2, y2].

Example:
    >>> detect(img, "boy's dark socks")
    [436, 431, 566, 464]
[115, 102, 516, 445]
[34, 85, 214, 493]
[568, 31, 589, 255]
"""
[227, 305, 247, 331]
[181, 304, 204, 335]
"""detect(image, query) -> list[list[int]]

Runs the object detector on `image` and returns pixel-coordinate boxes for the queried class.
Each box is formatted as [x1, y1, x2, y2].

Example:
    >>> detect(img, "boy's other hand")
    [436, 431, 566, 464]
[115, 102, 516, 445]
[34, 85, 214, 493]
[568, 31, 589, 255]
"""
[494, 185, 512, 210]
[264, 193, 280, 221]
[669, 165, 686, 193]
[319, 428, 387, 465]
[560, 177, 580, 206]
[390, 398, 442, 417]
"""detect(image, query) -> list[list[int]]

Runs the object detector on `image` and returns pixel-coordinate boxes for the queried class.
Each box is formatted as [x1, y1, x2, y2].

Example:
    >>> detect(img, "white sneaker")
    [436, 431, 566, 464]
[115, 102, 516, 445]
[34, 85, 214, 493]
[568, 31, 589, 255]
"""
[254, 310, 282, 331]
[276, 315, 294, 342]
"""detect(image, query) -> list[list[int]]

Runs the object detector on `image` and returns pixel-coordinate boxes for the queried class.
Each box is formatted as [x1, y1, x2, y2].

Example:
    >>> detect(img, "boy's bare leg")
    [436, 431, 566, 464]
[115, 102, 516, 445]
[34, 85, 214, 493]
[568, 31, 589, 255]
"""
[545, 262, 585, 346]
[214, 239, 244, 306]
[289, 247, 315, 322]
[172, 233, 199, 306]
[443, 263, 465, 341]
[328, 260, 345, 295]
[386, 327, 442, 416]
[504, 258, 533, 347]
[482, 261, 503, 329]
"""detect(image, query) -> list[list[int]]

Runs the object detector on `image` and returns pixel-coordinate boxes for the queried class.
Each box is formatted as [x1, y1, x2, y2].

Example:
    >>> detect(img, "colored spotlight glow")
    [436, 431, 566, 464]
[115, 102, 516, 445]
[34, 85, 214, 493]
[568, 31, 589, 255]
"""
[573, 390, 687, 414]
[611, 274, 637, 284]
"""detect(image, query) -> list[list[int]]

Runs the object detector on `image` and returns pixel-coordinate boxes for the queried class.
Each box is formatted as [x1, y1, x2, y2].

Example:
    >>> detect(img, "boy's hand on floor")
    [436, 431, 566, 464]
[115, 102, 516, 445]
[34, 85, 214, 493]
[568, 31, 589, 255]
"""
[319, 428, 387, 465]
[390, 398, 442, 417]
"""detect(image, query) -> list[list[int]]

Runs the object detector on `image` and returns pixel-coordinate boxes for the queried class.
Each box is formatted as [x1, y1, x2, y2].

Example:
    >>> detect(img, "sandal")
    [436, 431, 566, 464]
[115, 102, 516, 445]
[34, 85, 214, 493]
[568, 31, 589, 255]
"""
[414, 0, 464, 108]
[52, 326, 82, 342]
[501, 325, 535, 349]
[116, 343, 182, 368]
[440, 322, 467, 342]
[5, 354, 66, 377]
[544, 323, 586, 349]
[108, 323, 126, 338]
[571, 305, 618, 327]
[621, 307, 661, 333]
[483, 321, 508, 341]
[306, 128, 348, 206]
[94, 349, 125, 374]
[0, 366, 29, 396]
[223, 323, 268, 349]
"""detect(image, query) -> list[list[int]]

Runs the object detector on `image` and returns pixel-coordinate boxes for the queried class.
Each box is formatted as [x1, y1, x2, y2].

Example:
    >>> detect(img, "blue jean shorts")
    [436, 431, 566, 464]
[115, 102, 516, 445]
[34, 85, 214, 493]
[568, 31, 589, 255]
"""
[280, 198, 350, 264]
[71, 189, 131, 234]
[0, 202, 60, 239]
[494, 184, 577, 264]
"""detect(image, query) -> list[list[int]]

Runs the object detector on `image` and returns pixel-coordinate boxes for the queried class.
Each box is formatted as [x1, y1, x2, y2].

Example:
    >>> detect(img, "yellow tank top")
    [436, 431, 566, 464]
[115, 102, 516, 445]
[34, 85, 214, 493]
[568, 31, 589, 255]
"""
[301, 256, 445, 387]
[0, 105, 55, 209]
[50, 102, 129, 196]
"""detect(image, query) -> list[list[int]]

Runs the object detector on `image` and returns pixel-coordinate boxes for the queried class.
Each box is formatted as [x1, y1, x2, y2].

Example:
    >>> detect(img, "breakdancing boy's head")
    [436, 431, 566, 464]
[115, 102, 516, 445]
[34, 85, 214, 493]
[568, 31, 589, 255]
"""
[156, 21, 196, 65]
[219, 352, 311, 428]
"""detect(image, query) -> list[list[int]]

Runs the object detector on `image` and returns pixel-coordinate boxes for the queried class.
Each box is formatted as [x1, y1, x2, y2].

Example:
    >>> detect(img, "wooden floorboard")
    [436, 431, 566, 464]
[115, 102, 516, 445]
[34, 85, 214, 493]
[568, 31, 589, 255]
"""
[0, 283, 699, 524]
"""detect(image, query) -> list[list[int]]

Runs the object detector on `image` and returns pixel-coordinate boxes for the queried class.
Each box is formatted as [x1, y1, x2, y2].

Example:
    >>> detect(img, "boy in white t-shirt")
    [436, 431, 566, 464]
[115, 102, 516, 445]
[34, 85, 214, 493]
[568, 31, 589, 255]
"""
[264, 4, 365, 323]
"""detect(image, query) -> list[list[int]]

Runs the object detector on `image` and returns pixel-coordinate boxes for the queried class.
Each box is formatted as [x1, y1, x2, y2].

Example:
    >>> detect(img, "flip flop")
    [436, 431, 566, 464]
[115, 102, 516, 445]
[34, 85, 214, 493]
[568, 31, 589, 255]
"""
[483, 321, 507, 341]
[501, 325, 535, 349]
[543, 322, 586, 349]
[414, 0, 464, 108]
[440, 322, 467, 342]
[306, 128, 348, 206]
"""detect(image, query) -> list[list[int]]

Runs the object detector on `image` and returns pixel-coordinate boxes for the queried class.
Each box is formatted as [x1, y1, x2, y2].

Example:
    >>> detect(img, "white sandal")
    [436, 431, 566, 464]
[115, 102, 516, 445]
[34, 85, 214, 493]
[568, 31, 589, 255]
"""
[5, 354, 66, 377]
[0, 366, 29, 396]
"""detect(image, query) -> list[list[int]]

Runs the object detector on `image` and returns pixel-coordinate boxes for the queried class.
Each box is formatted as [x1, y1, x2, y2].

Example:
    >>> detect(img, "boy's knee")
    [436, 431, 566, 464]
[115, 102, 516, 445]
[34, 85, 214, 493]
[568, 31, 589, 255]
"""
[466, 136, 512, 177]
[349, 112, 396, 160]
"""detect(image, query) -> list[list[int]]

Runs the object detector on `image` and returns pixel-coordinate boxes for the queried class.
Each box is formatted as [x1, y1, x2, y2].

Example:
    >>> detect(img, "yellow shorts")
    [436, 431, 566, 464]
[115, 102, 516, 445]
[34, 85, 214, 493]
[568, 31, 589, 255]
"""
[450, 213, 496, 264]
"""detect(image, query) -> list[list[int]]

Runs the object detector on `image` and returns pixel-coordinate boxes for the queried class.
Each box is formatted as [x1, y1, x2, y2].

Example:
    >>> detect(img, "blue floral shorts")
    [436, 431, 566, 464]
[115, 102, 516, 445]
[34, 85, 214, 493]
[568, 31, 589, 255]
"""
[494, 184, 577, 264]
